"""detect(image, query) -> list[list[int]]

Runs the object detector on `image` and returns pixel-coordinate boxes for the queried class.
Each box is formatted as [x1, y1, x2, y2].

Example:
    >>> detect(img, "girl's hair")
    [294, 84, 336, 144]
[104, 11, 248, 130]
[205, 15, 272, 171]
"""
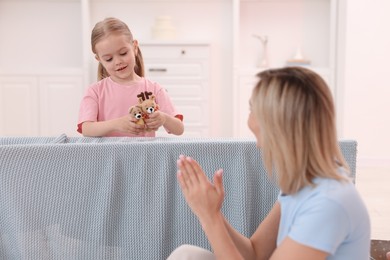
[91, 17, 145, 80]
[251, 66, 349, 194]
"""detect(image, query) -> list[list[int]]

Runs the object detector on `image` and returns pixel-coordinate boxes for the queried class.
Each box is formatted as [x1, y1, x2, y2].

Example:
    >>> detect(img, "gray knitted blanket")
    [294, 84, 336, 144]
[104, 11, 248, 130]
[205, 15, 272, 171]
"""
[0, 135, 357, 259]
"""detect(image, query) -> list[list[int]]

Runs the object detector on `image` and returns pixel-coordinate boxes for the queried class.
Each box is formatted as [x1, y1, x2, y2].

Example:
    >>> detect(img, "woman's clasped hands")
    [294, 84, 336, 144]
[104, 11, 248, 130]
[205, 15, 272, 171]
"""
[176, 155, 224, 223]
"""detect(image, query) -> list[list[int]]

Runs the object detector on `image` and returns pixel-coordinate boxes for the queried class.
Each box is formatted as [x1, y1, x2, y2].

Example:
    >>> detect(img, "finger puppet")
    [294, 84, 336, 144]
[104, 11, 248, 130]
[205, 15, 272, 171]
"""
[139, 95, 159, 119]
[139, 95, 159, 131]
[128, 95, 159, 130]
[128, 105, 145, 125]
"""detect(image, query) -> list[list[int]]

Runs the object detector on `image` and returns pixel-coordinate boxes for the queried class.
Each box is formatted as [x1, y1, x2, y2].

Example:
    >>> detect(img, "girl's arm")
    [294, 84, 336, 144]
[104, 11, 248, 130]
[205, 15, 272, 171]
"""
[81, 115, 145, 137]
[162, 114, 184, 135]
[145, 111, 184, 135]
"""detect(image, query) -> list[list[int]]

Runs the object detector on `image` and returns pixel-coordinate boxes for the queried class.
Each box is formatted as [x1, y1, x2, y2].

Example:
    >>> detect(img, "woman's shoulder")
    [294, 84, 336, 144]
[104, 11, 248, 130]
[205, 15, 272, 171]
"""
[282, 176, 354, 205]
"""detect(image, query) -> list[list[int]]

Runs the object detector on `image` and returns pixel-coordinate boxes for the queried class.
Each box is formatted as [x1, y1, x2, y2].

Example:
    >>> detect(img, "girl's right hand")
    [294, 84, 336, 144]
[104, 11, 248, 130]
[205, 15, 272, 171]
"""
[115, 115, 145, 135]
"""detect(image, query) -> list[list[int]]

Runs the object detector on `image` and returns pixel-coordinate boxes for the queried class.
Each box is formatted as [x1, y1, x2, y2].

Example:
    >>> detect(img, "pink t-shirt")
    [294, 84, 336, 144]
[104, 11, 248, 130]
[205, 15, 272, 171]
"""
[77, 77, 182, 137]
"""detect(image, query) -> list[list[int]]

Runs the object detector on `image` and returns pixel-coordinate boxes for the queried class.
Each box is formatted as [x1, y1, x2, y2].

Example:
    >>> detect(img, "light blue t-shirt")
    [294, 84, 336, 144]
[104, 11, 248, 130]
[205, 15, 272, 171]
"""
[277, 171, 370, 260]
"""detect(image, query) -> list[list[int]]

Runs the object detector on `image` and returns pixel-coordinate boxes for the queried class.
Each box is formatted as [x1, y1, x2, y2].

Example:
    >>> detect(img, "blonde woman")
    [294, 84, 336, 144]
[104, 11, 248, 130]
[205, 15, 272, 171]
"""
[169, 67, 370, 260]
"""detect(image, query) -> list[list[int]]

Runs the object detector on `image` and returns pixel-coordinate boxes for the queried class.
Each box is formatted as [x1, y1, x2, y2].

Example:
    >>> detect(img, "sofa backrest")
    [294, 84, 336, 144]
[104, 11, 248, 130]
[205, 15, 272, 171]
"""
[0, 136, 357, 259]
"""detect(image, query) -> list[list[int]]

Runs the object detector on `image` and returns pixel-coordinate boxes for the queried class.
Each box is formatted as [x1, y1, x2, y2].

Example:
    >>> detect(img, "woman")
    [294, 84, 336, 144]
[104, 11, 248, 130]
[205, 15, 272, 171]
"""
[168, 66, 370, 260]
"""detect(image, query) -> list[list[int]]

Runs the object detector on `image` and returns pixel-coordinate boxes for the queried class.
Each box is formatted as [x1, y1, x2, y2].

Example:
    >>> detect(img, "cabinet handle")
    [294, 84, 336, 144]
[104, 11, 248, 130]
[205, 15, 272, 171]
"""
[149, 68, 167, 72]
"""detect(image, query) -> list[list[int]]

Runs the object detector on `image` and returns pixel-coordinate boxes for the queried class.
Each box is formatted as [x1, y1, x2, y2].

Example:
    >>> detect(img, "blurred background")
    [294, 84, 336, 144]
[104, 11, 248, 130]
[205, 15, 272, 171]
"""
[0, 0, 389, 239]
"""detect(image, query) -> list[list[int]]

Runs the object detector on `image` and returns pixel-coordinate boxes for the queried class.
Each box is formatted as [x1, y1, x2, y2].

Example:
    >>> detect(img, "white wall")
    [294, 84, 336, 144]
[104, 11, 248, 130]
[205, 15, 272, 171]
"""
[1, 0, 389, 168]
[0, 1, 82, 72]
[341, 0, 390, 168]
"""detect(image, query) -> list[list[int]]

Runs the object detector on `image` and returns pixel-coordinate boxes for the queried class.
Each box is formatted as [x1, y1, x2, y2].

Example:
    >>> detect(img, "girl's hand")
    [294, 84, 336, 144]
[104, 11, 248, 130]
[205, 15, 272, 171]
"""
[144, 111, 166, 130]
[115, 115, 145, 135]
[177, 155, 225, 223]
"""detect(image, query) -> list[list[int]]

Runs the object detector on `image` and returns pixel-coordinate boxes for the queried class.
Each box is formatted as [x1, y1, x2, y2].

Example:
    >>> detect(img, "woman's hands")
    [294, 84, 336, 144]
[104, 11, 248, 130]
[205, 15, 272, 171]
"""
[176, 156, 246, 260]
[177, 155, 225, 224]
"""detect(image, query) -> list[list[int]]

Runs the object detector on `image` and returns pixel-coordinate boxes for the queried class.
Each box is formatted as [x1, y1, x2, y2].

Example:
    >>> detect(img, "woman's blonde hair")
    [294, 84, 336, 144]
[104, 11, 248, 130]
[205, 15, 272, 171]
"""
[91, 17, 145, 80]
[251, 66, 349, 194]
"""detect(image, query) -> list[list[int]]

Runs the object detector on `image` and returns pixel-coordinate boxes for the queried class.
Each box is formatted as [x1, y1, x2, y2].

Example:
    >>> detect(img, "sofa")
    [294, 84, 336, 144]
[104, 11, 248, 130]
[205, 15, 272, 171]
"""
[0, 135, 357, 259]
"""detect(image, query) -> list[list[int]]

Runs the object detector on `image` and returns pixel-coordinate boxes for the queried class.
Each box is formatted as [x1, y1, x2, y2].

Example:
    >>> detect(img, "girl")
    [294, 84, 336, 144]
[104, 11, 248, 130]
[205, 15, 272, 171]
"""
[77, 17, 184, 137]
[169, 67, 370, 260]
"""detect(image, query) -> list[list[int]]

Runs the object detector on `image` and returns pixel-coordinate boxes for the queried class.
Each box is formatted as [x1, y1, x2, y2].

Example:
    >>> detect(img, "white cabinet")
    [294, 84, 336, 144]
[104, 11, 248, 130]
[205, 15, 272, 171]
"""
[141, 43, 210, 137]
[39, 76, 84, 137]
[0, 0, 85, 137]
[0, 77, 39, 136]
[0, 74, 83, 137]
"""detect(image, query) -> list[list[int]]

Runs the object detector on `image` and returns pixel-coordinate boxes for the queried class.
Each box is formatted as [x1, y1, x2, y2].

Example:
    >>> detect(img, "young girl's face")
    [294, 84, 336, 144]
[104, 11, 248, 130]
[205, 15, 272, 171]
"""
[95, 33, 138, 82]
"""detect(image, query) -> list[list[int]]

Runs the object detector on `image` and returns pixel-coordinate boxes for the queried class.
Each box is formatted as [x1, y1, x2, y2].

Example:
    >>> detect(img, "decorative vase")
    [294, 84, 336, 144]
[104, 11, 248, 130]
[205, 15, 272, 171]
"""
[253, 34, 269, 68]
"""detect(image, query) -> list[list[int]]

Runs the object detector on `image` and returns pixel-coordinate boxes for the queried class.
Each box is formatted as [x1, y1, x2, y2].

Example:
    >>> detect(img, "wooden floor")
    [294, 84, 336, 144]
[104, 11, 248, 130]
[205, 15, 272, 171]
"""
[355, 166, 390, 240]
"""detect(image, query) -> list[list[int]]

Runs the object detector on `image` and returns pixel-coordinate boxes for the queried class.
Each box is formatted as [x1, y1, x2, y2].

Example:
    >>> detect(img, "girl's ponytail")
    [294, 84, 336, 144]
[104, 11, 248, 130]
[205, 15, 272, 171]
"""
[134, 45, 145, 77]
[97, 62, 110, 81]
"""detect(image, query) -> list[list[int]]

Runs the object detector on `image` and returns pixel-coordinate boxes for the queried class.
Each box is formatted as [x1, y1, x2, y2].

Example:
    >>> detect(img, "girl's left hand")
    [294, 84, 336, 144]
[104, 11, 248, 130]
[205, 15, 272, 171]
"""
[144, 111, 166, 130]
[177, 155, 225, 223]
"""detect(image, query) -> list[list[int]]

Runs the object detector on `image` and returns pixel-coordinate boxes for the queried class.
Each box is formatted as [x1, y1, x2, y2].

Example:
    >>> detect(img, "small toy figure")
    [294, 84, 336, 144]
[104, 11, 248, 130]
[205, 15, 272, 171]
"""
[128, 105, 145, 125]
[128, 95, 159, 129]
[139, 95, 158, 119]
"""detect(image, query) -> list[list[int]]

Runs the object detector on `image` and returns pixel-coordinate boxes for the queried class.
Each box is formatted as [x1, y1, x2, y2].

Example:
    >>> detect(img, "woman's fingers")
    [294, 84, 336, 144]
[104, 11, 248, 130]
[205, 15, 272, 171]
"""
[178, 156, 200, 186]
[177, 157, 192, 188]
[186, 157, 209, 183]
[177, 155, 221, 192]
[177, 170, 188, 191]
[213, 169, 224, 196]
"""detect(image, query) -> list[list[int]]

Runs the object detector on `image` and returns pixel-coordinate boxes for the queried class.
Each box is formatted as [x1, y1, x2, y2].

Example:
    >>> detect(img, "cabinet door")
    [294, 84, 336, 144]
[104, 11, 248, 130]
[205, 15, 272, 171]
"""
[39, 76, 83, 136]
[142, 44, 210, 137]
[0, 76, 39, 136]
